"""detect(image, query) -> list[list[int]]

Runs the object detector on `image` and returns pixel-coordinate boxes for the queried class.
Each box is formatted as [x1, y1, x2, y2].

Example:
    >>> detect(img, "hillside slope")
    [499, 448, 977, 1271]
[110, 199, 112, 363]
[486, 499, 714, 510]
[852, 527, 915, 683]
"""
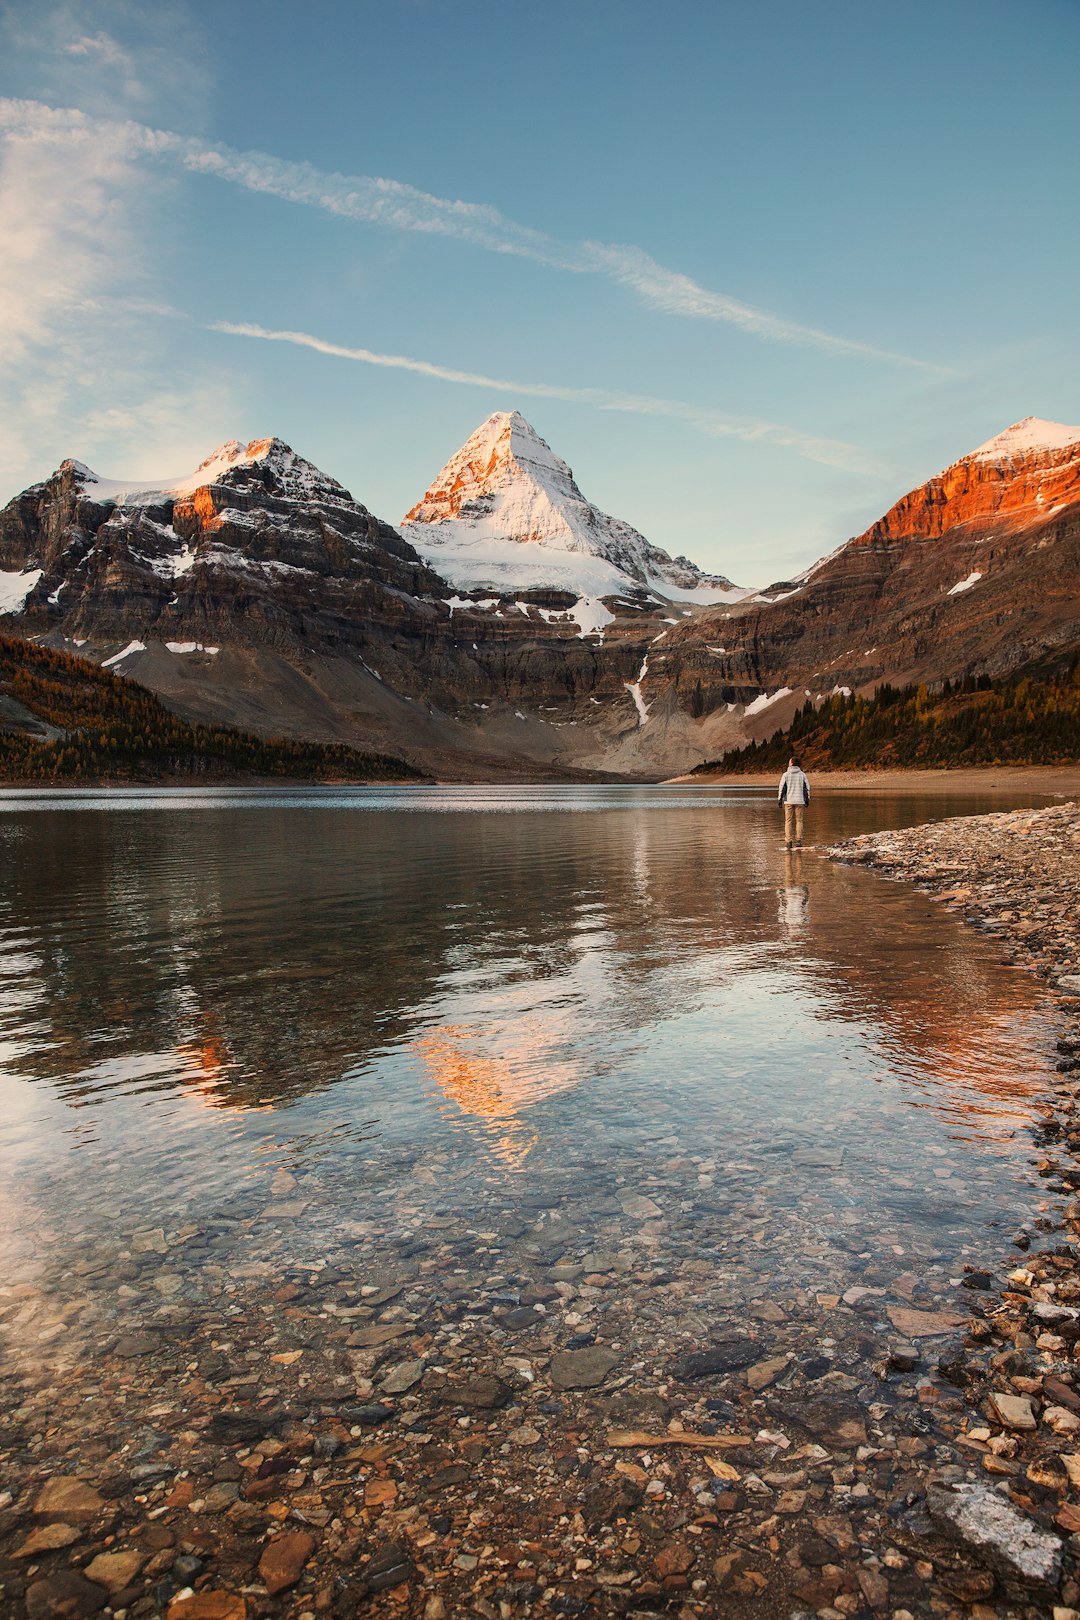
[659, 418, 1080, 733]
[0, 637, 425, 782]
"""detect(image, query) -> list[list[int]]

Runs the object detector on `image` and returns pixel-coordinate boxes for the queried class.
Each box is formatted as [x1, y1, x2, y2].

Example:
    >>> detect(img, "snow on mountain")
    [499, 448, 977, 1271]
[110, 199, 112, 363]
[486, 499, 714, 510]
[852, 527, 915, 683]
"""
[64, 437, 355, 509]
[967, 417, 1080, 464]
[401, 411, 744, 604]
[0, 568, 43, 614]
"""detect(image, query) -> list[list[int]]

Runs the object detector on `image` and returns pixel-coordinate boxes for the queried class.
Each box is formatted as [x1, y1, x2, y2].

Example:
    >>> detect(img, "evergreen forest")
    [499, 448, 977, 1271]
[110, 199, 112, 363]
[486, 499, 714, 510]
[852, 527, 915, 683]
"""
[693, 663, 1080, 775]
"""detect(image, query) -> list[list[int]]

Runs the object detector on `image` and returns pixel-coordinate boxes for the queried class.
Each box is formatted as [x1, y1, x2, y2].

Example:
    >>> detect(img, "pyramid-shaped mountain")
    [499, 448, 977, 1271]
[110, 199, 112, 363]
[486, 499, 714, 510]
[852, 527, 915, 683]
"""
[401, 411, 738, 602]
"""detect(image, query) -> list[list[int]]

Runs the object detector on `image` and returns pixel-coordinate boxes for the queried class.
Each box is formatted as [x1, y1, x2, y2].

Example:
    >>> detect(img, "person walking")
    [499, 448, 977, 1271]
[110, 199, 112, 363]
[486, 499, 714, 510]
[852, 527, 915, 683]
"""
[777, 756, 810, 849]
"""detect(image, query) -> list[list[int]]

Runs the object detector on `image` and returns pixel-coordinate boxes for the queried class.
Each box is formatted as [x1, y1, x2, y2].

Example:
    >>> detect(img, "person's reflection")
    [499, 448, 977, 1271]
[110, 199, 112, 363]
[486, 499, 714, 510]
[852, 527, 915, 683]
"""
[779, 848, 810, 935]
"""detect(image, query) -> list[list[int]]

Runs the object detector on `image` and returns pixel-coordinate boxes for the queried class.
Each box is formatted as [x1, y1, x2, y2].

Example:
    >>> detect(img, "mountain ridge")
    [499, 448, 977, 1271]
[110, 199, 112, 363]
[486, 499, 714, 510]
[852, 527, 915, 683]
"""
[0, 412, 1076, 778]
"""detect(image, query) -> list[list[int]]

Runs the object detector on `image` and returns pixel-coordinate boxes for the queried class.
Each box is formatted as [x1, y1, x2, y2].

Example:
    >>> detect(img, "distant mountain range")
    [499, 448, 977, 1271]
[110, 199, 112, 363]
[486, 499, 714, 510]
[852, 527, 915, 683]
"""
[0, 412, 1077, 778]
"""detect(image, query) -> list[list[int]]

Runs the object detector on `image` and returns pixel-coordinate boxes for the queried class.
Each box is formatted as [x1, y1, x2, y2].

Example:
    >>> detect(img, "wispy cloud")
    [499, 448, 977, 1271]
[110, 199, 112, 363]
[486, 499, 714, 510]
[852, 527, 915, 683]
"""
[0, 97, 947, 372]
[0, 14, 231, 495]
[210, 321, 889, 475]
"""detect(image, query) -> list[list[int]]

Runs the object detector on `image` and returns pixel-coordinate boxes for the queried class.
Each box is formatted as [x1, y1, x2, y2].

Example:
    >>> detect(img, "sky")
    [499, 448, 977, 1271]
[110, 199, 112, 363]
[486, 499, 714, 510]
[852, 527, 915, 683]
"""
[1, 0, 1077, 584]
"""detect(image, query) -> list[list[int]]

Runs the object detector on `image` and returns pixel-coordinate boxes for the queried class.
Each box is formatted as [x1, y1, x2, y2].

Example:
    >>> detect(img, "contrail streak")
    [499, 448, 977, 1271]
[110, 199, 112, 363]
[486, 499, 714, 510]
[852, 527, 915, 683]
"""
[209, 321, 890, 475]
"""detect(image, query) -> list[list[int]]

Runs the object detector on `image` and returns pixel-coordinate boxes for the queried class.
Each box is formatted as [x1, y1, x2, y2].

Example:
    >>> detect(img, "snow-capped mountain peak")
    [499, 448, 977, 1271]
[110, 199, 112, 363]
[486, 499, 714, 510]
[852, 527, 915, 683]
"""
[61, 436, 354, 509]
[967, 417, 1080, 465]
[402, 410, 740, 603]
[404, 411, 591, 541]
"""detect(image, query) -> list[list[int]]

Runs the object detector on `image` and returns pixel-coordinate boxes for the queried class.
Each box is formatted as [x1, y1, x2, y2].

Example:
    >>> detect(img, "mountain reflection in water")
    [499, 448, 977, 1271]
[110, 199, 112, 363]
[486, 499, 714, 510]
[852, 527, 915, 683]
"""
[0, 786, 1062, 1245]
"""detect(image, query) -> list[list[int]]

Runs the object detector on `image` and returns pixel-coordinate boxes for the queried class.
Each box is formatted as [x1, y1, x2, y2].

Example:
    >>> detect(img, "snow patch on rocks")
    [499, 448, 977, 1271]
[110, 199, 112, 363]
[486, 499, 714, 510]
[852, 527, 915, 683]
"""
[968, 417, 1080, 464]
[0, 568, 43, 615]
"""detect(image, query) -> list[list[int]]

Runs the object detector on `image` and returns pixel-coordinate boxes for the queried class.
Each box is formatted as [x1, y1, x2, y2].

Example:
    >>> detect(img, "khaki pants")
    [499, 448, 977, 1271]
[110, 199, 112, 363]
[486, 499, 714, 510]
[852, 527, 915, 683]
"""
[784, 803, 805, 846]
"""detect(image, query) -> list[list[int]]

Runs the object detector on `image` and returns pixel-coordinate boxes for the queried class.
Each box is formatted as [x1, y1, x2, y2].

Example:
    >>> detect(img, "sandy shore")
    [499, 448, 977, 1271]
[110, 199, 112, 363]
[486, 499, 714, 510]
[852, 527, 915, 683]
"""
[676, 765, 1080, 796]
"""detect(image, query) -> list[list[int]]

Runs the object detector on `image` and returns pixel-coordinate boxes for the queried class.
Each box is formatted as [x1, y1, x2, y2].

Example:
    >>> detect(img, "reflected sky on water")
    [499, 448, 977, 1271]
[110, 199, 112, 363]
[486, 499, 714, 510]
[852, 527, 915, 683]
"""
[0, 784, 1066, 1286]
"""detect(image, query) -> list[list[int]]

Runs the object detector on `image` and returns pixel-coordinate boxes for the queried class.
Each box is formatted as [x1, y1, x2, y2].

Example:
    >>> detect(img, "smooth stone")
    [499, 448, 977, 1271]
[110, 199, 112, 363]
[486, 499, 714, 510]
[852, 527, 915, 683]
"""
[362, 1540, 416, 1592]
[620, 1194, 662, 1220]
[438, 1376, 512, 1410]
[25, 1572, 107, 1619]
[670, 1338, 758, 1380]
[84, 1549, 146, 1592]
[14, 1522, 81, 1557]
[778, 1395, 867, 1449]
[132, 1228, 168, 1254]
[747, 1355, 790, 1391]
[350, 1323, 410, 1348]
[201, 1480, 240, 1512]
[114, 1334, 158, 1358]
[989, 1391, 1037, 1431]
[381, 1359, 425, 1395]
[166, 1596, 248, 1619]
[792, 1146, 845, 1169]
[886, 1304, 968, 1339]
[33, 1477, 106, 1522]
[499, 1306, 540, 1330]
[580, 1250, 619, 1273]
[550, 1346, 621, 1390]
[259, 1530, 316, 1596]
[361, 1284, 404, 1307]
[348, 1403, 396, 1426]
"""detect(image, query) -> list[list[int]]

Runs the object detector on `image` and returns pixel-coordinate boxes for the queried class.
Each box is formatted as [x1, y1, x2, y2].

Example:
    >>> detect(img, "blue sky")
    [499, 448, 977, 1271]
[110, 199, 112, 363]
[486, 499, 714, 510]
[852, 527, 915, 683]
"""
[1, 0, 1077, 582]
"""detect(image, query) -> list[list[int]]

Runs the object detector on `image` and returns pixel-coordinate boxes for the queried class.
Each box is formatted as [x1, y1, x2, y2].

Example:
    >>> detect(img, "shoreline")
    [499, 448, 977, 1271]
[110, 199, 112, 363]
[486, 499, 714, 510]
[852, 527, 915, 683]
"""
[676, 764, 1080, 795]
[1, 764, 1079, 795]
[827, 798, 1080, 1611]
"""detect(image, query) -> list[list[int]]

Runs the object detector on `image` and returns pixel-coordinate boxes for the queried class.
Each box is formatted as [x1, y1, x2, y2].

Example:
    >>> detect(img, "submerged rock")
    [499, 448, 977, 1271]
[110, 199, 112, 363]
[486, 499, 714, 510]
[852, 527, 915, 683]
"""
[550, 1346, 621, 1390]
[926, 1480, 1062, 1592]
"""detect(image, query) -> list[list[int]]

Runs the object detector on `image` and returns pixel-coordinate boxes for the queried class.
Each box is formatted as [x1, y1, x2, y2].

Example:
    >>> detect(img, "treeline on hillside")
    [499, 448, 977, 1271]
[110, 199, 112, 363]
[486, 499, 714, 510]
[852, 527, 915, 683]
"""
[692, 665, 1080, 774]
[0, 637, 425, 782]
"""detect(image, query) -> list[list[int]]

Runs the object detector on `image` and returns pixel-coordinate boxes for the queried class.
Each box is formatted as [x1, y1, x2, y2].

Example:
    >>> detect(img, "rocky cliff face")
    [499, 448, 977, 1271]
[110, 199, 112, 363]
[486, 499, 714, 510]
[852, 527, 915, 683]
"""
[0, 438, 443, 637]
[849, 419, 1080, 548]
[654, 418, 1080, 739]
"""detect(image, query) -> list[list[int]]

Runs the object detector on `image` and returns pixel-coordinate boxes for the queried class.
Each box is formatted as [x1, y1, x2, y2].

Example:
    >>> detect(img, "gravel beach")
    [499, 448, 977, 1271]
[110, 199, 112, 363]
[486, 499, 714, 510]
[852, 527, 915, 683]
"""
[826, 797, 1080, 1618]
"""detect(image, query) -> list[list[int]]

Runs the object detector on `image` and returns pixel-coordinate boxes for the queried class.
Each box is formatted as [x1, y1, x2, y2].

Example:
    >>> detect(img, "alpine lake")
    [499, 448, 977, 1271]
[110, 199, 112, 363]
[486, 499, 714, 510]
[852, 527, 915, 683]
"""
[0, 783, 1071, 1618]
